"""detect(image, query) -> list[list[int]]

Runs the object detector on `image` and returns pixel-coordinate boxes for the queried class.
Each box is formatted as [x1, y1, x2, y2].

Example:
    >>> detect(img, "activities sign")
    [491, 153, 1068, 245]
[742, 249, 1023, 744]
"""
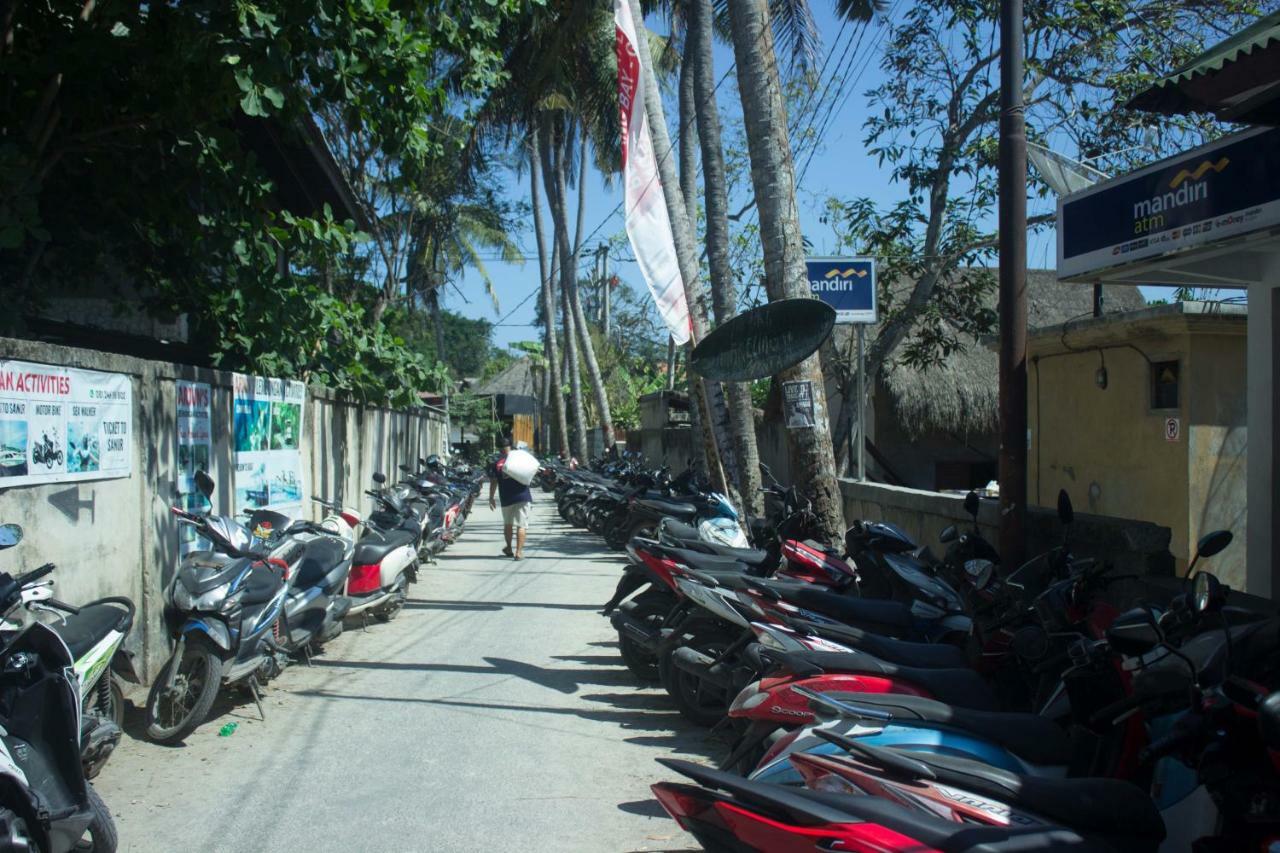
[806, 257, 877, 324]
[0, 360, 132, 487]
[231, 374, 305, 517]
[176, 381, 212, 554]
[1058, 127, 1280, 280]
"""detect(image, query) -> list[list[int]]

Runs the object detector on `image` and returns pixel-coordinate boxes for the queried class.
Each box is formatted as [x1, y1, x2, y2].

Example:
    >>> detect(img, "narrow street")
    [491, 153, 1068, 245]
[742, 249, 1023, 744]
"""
[96, 502, 712, 852]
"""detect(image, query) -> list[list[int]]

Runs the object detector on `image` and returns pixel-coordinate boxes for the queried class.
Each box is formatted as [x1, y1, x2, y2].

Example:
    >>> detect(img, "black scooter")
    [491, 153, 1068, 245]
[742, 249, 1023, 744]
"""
[0, 563, 116, 852]
[146, 471, 347, 743]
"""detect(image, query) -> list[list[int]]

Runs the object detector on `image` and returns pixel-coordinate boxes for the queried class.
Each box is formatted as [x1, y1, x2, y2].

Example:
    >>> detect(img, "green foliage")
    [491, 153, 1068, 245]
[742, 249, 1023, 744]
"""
[389, 309, 497, 380]
[449, 391, 506, 452]
[1, 0, 532, 405]
[823, 0, 1271, 374]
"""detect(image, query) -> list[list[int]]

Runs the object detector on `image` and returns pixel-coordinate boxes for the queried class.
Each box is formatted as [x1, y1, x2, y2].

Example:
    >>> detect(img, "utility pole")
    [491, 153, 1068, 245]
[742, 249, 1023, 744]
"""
[998, 0, 1028, 566]
[601, 246, 611, 337]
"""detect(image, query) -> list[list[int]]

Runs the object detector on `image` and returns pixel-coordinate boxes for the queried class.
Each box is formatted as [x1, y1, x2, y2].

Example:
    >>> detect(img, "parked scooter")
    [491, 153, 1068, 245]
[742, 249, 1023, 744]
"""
[147, 472, 317, 743]
[0, 523, 139, 780]
[347, 473, 419, 621]
[0, 573, 116, 851]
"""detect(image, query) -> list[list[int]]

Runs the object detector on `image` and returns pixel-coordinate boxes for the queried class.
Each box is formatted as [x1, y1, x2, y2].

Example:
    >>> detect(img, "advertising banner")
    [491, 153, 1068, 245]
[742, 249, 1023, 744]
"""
[231, 374, 305, 517]
[176, 380, 212, 555]
[1058, 127, 1280, 280]
[783, 380, 816, 429]
[0, 360, 132, 487]
[615, 0, 692, 345]
[806, 257, 877, 324]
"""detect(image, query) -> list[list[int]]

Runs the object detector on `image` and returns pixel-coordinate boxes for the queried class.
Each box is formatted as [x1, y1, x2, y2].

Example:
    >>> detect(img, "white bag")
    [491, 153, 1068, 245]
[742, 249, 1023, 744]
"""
[502, 448, 540, 486]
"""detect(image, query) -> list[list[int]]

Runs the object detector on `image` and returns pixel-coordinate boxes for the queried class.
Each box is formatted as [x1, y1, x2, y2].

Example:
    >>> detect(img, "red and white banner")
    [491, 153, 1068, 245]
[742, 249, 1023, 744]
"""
[615, 0, 691, 345]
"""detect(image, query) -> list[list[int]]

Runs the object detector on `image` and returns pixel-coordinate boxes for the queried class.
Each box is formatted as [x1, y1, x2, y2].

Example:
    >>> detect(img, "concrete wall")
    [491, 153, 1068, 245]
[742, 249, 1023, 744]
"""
[839, 479, 1175, 579]
[1029, 337, 1191, 564]
[0, 337, 447, 680]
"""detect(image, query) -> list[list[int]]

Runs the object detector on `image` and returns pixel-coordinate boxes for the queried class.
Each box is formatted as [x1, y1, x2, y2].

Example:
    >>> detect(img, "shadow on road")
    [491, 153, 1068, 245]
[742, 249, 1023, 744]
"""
[307, 655, 634, 694]
[405, 598, 603, 612]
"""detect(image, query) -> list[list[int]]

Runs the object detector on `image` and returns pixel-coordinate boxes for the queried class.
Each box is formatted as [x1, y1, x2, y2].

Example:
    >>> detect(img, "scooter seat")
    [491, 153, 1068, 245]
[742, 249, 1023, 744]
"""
[750, 580, 918, 638]
[821, 692, 1073, 767]
[785, 619, 967, 669]
[762, 649, 998, 710]
[353, 529, 416, 565]
[49, 602, 130, 661]
[663, 547, 754, 573]
[855, 744, 1165, 845]
[635, 498, 697, 518]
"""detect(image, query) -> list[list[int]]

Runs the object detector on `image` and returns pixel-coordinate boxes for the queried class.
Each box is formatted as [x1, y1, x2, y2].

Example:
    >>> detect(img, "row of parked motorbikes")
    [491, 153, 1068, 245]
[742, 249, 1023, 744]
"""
[0, 454, 482, 852]
[546, 452, 1280, 852]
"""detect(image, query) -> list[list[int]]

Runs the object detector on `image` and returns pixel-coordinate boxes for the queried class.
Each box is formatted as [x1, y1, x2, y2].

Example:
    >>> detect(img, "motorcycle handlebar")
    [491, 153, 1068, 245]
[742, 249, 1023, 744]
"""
[16, 563, 55, 586]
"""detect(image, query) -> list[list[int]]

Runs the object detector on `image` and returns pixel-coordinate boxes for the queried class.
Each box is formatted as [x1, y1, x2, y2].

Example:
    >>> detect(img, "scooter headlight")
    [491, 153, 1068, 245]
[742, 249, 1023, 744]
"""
[728, 681, 770, 714]
[172, 581, 195, 611]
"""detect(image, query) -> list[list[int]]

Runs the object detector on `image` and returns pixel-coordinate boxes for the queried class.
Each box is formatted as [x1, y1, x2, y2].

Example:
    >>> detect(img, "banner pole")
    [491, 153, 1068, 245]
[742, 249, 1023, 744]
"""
[856, 324, 866, 482]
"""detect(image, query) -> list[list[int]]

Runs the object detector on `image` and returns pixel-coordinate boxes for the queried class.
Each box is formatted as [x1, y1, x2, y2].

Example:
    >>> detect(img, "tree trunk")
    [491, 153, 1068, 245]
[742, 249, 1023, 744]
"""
[628, 0, 740, 504]
[529, 133, 570, 459]
[563, 139, 615, 449]
[727, 0, 844, 543]
[678, 47, 700, 236]
[428, 285, 446, 365]
[539, 119, 588, 461]
[691, 0, 763, 518]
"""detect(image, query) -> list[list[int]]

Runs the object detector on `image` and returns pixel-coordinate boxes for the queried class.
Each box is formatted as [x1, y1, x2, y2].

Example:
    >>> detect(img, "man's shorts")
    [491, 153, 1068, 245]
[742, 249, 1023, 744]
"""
[501, 500, 532, 529]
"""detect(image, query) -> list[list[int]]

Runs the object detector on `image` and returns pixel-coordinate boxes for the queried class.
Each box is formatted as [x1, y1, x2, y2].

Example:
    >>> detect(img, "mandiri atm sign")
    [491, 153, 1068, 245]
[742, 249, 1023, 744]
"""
[806, 257, 877, 324]
[1058, 127, 1280, 280]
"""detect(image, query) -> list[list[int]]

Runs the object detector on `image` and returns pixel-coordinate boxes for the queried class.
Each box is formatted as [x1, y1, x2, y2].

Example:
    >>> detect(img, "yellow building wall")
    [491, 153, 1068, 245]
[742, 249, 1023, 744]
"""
[1029, 340, 1191, 566]
[1186, 334, 1248, 588]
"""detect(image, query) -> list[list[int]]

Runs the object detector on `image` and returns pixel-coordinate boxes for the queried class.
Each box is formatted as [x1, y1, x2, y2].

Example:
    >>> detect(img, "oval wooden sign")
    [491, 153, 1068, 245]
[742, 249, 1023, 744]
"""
[690, 298, 836, 381]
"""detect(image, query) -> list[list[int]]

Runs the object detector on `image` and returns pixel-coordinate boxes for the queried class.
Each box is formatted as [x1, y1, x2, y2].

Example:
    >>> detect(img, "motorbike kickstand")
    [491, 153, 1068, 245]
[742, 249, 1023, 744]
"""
[361, 611, 371, 633]
[247, 677, 266, 721]
[302, 644, 313, 667]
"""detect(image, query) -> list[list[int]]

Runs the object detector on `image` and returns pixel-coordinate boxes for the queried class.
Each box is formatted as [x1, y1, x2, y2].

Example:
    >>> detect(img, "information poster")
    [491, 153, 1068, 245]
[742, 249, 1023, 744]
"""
[783, 380, 816, 430]
[0, 360, 132, 486]
[176, 381, 212, 554]
[232, 374, 305, 517]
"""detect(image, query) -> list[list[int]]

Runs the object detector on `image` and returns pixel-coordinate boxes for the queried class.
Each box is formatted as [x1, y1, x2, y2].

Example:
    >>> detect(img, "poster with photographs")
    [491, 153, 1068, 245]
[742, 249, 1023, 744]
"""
[0, 360, 132, 486]
[176, 381, 212, 555]
[232, 374, 305, 517]
[783, 380, 816, 430]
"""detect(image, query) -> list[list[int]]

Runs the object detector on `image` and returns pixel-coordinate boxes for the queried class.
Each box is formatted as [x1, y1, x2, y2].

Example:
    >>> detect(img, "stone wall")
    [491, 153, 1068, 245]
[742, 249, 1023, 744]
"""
[0, 337, 447, 679]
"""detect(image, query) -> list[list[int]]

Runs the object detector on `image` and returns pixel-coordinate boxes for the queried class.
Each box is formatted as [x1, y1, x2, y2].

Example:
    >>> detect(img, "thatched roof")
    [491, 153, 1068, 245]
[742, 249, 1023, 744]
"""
[475, 357, 537, 398]
[865, 269, 1146, 437]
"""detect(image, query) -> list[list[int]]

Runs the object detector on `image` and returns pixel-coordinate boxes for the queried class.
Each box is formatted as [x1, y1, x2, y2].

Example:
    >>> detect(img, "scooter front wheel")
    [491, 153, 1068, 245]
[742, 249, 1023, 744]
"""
[144, 637, 223, 744]
[81, 784, 118, 852]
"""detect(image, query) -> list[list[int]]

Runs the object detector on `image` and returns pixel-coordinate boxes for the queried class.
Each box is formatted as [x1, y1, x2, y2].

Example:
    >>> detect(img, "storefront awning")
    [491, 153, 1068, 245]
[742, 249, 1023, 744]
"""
[1127, 12, 1280, 125]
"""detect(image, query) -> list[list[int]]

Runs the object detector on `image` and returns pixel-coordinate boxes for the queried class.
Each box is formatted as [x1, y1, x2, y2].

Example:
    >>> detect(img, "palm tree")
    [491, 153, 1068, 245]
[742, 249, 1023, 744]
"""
[723, 0, 881, 542]
[528, 131, 571, 459]
[479, 2, 621, 461]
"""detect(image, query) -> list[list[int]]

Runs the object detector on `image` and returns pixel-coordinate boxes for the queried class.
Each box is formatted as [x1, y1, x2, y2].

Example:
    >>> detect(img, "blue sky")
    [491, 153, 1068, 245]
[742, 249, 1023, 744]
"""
[450, 5, 1150, 351]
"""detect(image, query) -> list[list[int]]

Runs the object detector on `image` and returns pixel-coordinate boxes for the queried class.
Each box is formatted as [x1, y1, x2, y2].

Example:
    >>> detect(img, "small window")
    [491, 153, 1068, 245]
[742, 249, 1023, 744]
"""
[1151, 360, 1180, 410]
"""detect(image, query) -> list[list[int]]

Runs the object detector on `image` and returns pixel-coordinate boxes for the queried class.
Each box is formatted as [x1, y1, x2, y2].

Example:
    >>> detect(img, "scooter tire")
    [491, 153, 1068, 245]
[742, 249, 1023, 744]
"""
[658, 627, 736, 728]
[374, 575, 408, 622]
[82, 784, 117, 853]
[144, 638, 223, 744]
[617, 591, 674, 682]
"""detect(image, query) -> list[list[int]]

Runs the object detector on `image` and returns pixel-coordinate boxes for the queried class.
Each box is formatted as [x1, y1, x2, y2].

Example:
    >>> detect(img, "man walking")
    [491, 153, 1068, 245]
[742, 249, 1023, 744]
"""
[488, 436, 532, 560]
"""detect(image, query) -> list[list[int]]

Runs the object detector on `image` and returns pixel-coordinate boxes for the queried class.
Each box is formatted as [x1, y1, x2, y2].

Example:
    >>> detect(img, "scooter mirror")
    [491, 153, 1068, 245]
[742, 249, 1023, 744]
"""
[0, 524, 22, 550]
[372, 472, 386, 485]
[194, 470, 216, 500]
[964, 491, 980, 518]
[1057, 489, 1074, 525]
[939, 525, 959, 544]
[1195, 529, 1233, 560]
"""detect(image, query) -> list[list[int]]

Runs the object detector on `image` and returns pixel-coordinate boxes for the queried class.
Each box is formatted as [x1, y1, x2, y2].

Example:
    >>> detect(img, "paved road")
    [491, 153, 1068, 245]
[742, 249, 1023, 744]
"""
[97, 500, 722, 852]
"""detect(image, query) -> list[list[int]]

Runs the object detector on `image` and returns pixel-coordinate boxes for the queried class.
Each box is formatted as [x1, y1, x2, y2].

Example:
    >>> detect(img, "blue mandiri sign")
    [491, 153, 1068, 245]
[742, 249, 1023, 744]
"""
[806, 257, 877, 324]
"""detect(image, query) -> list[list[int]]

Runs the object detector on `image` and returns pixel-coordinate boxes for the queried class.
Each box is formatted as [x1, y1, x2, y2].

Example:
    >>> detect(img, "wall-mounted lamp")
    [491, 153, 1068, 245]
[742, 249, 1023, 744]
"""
[1095, 351, 1108, 390]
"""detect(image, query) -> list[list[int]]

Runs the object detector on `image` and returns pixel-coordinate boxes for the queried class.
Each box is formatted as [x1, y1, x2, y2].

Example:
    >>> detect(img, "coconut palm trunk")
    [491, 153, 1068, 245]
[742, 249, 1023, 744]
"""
[627, 0, 741, 504]
[563, 140, 616, 450]
[727, 0, 844, 542]
[690, 0, 763, 518]
[529, 133, 570, 459]
[538, 121, 588, 461]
